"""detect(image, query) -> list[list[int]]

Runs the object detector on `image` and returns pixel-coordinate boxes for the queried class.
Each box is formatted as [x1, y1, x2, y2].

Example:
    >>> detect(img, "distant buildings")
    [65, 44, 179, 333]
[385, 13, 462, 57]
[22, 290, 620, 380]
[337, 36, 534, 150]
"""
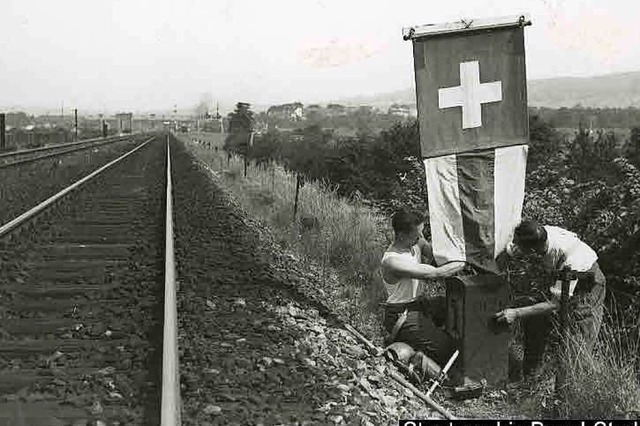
[267, 102, 304, 121]
[387, 103, 418, 118]
[115, 113, 133, 134]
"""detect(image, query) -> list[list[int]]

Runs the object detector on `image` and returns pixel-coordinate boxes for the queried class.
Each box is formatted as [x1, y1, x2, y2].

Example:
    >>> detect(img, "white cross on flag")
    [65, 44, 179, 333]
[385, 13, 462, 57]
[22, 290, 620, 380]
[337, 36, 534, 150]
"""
[405, 15, 531, 272]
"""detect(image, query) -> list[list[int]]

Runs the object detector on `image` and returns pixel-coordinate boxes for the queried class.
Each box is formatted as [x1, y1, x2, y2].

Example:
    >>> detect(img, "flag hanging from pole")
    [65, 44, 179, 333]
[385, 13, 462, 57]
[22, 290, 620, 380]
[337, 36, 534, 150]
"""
[404, 15, 531, 272]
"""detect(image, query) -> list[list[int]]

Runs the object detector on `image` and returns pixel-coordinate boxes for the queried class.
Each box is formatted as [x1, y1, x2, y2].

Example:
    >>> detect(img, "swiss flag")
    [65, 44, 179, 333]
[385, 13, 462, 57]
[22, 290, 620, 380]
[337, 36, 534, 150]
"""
[412, 21, 528, 158]
[407, 17, 530, 272]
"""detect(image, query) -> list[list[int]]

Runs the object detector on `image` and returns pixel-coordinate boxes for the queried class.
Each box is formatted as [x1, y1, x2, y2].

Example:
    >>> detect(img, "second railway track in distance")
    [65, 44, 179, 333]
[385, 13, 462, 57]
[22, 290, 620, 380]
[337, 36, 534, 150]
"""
[0, 136, 135, 169]
[0, 135, 171, 425]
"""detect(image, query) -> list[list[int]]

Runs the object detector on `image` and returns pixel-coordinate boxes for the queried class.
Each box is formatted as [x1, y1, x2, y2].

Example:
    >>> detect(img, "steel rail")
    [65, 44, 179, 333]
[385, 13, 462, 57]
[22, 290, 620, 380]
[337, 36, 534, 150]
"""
[0, 136, 136, 169]
[161, 135, 181, 425]
[0, 137, 154, 238]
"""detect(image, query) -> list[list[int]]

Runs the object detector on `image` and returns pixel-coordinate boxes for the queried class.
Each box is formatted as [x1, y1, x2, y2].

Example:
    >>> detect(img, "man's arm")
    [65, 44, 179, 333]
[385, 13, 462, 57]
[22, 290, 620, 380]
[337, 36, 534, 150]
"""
[382, 255, 465, 280]
[495, 299, 559, 324]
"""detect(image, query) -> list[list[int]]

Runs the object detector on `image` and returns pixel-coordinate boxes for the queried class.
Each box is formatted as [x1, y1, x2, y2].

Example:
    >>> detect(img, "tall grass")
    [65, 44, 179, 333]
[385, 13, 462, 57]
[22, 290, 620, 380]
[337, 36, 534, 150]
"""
[559, 315, 640, 418]
[520, 314, 640, 418]
[181, 136, 392, 341]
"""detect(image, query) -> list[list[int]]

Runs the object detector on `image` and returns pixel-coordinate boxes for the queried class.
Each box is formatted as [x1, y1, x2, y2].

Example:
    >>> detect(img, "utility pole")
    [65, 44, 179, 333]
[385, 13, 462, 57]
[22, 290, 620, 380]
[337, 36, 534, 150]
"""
[74, 109, 78, 141]
[216, 103, 224, 135]
[0, 113, 6, 150]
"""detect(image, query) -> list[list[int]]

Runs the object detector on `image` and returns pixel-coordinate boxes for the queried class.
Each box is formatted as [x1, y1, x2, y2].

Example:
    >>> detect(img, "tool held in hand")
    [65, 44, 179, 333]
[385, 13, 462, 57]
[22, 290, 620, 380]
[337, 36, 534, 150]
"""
[426, 349, 459, 397]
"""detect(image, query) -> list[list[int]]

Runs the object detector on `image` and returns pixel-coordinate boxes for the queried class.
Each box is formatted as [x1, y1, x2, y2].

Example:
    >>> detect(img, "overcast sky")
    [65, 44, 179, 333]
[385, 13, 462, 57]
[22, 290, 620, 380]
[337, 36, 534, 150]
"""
[1, 0, 639, 114]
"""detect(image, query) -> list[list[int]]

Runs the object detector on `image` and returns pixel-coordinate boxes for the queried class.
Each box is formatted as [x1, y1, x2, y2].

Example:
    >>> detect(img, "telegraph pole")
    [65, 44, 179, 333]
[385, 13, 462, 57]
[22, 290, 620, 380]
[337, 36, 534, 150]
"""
[74, 109, 78, 141]
[0, 113, 6, 150]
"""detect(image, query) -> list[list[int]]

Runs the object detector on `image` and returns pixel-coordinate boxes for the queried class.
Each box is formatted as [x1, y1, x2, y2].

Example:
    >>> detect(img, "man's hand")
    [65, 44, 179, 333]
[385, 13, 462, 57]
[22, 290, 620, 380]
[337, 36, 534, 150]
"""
[434, 261, 465, 277]
[495, 250, 510, 271]
[494, 308, 518, 325]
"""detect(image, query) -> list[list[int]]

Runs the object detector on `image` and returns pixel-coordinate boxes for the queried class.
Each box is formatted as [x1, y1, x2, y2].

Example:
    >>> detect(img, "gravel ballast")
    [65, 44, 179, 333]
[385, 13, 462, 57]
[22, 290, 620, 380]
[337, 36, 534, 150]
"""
[172, 137, 439, 425]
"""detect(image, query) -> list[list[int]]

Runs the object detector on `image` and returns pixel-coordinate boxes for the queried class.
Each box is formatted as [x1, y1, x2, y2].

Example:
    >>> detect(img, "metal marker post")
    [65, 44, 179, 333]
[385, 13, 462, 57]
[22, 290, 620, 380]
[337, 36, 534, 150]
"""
[74, 109, 78, 142]
[555, 270, 571, 404]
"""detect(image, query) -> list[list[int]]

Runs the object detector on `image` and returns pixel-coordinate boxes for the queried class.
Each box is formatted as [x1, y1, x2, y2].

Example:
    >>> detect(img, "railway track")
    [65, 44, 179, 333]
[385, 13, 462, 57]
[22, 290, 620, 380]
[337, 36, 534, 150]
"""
[0, 135, 175, 425]
[0, 135, 142, 169]
[1, 132, 444, 425]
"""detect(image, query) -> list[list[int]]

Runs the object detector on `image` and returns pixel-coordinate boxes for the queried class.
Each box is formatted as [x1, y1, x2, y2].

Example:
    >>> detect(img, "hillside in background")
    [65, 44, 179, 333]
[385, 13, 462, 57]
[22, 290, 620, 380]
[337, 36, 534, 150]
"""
[333, 71, 640, 109]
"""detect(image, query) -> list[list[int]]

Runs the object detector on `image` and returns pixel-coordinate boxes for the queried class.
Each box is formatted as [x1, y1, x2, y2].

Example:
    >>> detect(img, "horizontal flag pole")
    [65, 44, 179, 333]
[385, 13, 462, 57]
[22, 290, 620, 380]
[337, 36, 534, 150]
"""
[402, 14, 531, 40]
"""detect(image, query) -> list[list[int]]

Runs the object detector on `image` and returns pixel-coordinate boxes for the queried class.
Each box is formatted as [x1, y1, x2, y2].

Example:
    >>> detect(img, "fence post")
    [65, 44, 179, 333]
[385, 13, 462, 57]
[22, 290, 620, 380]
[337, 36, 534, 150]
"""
[293, 174, 302, 220]
[271, 165, 275, 192]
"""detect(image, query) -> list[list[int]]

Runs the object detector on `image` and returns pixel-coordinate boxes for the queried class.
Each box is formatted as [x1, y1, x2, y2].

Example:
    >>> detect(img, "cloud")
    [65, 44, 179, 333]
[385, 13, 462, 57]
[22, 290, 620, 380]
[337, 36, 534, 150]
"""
[298, 38, 386, 68]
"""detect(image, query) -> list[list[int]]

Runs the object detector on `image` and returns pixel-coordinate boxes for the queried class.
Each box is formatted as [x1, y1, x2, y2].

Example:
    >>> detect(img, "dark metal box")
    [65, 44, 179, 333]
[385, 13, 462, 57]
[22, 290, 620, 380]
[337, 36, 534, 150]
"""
[445, 274, 510, 386]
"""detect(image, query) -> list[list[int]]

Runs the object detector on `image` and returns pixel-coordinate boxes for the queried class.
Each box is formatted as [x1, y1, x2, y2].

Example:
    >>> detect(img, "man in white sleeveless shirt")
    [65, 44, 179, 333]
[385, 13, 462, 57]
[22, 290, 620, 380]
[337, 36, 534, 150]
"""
[380, 209, 465, 366]
[494, 220, 606, 376]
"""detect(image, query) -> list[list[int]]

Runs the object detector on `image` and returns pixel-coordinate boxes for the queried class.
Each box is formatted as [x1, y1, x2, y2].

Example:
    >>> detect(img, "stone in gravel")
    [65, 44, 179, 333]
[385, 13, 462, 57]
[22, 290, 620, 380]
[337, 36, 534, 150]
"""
[367, 374, 382, 384]
[203, 404, 222, 415]
[108, 392, 124, 400]
[45, 350, 65, 365]
[337, 384, 351, 393]
[233, 298, 246, 308]
[96, 421, 107, 426]
[89, 401, 103, 415]
[328, 414, 344, 424]
[220, 342, 232, 348]
[303, 358, 316, 367]
[381, 395, 398, 407]
[206, 299, 216, 310]
[204, 368, 220, 375]
[98, 366, 116, 375]
[247, 395, 261, 405]
[310, 325, 324, 334]
[72, 420, 89, 426]
[236, 338, 247, 344]
[104, 330, 112, 337]
[261, 357, 273, 367]
[344, 345, 366, 359]
[218, 394, 237, 402]
[272, 358, 284, 365]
